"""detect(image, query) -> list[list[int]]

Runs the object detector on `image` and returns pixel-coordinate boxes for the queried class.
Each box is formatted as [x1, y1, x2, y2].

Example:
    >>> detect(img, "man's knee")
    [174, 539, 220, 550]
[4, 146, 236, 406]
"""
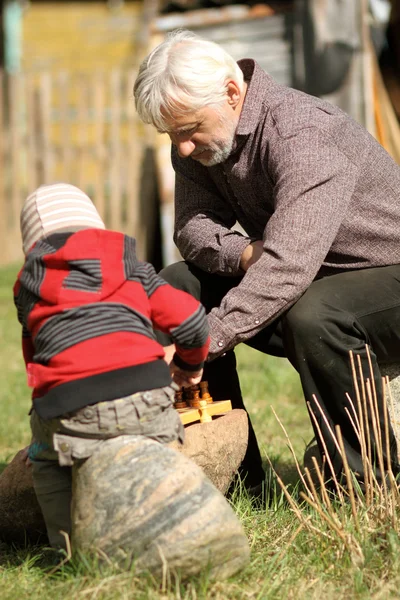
[282, 292, 344, 350]
[159, 261, 201, 300]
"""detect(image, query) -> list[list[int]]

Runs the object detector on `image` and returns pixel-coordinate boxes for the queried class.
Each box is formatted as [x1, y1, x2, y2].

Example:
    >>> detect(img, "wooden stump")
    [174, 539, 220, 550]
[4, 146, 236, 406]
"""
[72, 436, 250, 580]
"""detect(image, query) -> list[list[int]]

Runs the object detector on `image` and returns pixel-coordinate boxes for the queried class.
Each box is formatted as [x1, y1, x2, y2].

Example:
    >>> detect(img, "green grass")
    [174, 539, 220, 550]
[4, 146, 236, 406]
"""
[2, 263, 400, 599]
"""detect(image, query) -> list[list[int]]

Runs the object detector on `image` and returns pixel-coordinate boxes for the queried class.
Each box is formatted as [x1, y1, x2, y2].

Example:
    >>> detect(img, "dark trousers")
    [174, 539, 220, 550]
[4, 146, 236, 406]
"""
[158, 261, 400, 485]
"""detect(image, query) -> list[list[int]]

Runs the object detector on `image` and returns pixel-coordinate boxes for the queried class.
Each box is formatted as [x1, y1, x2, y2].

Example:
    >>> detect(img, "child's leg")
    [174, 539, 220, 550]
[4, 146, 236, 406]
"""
[29, 412, 72, 551]
[30, 385, 181, 550]
[31, 459, 72, 550]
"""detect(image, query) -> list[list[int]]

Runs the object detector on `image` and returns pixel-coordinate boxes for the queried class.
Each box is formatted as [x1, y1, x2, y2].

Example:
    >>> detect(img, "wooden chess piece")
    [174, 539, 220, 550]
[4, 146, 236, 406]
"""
[200, 381, 213, 404]
[183, 387, 193, 402]
[190, 388, 201, 408]
[199, 400, 212, 423]
[174, 390, 187, 409]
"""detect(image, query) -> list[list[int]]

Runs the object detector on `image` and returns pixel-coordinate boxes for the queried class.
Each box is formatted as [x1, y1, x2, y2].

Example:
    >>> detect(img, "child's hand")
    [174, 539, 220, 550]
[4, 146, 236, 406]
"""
[170, 361, 203, 388]
[163, 344, 176, 365]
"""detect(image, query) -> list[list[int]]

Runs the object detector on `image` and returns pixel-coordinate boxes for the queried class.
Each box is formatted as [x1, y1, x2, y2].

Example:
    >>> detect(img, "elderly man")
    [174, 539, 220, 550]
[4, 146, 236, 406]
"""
[134, 29, 400, 492]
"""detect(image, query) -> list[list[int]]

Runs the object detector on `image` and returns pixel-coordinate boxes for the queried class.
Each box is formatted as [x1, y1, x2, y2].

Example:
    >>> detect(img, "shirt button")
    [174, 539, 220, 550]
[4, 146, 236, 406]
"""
[217, 341, 224, 347]
[255, 319, 260, 325]
[60, 442, 70, 453]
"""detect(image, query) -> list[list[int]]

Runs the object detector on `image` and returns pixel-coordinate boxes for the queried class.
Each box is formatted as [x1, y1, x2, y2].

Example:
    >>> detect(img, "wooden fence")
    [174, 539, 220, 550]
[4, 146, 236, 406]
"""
[0, 68, 160, 266]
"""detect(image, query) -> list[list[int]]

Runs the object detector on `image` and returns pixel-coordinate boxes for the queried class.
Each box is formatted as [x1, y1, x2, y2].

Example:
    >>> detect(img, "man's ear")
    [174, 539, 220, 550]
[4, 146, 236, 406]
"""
[226, 80, 242, 109]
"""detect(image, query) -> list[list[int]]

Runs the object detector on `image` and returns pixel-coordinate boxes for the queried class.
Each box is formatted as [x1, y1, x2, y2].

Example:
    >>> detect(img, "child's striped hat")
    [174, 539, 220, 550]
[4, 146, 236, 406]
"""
[20, 183, 105, 254]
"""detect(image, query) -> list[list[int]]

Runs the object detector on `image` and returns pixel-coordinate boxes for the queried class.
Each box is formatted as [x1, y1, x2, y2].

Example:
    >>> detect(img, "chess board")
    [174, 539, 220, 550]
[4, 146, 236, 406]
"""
[177, 400, 232, 425]
[174, 381, 232, 425]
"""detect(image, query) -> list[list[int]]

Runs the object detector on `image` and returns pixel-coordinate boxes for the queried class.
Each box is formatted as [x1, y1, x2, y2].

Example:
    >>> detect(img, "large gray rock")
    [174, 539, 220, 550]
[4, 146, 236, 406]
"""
[71, 436, 250, 580]
[169, 409, 248, 494]
[381, 364, 400, 460]
[0, 449, 47, 544]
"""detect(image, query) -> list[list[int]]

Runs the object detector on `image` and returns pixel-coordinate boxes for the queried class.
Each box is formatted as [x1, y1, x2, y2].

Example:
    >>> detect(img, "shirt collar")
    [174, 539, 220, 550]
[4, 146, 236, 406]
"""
[234, 59, 275, 138]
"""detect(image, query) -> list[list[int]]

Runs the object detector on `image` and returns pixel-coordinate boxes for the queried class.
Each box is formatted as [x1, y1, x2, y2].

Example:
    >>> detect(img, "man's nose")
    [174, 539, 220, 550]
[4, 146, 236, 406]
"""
[176, 139, 195, 158]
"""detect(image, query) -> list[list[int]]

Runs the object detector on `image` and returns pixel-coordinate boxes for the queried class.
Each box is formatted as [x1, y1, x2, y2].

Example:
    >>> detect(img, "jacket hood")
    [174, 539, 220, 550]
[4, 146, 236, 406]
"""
[20, 229, 138, 305]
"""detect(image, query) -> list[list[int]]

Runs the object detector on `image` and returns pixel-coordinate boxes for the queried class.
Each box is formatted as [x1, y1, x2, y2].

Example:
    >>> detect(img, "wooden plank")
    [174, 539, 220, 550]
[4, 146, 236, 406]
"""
[58, 71, 72, 183]
[9, 73, 21, 230]
[76, 74, 89, 191]
[26, 74, 38, 192]
[109, 69, 122, 231]
[92, 71, 106, 221]
[151, 3, 293, 34]
[0, 70, 6, 262]
[177, 400, 232, 425]
[37, 72, 53, 183]
[125, 69, 141, 240]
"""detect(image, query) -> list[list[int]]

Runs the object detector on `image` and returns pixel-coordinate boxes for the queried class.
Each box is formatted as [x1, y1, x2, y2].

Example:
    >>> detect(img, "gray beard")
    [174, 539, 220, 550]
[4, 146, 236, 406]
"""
[195, 136, 235, 167]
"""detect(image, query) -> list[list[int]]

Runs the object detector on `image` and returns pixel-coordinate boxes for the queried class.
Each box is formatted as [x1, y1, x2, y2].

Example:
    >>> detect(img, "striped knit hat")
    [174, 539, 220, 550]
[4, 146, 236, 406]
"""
[20, 183, 105, 255]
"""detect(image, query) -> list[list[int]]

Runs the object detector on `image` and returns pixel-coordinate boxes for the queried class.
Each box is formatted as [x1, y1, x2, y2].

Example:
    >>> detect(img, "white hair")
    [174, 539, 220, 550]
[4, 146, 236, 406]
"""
[133, 29, 244, 131]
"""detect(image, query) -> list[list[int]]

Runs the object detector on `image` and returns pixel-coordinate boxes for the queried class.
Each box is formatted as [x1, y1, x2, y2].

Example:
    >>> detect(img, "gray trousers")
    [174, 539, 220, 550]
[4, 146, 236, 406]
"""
[29, 386, 183, 549]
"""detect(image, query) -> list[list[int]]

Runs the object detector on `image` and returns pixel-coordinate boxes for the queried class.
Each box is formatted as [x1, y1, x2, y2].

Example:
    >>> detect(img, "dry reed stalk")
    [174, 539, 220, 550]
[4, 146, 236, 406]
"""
[265, 455, 309, 527]
[299, 489, 364, 564]
[310, 456, 334, 514]
[365, 346, 389, 503]
[44, 531, 72, 577]
[349, 352, 369, 498]
[335, 425, 359, 531]
[271, 406, 314, 500]
[365, 378, 388, 505]
[382, 378, 393, 476]
[357, 354, 374, 501]
[307, 398, 344, 502]
[274, 519, 309, 563]
[303, 466, 344, 533]
[311, 395, 343, 457]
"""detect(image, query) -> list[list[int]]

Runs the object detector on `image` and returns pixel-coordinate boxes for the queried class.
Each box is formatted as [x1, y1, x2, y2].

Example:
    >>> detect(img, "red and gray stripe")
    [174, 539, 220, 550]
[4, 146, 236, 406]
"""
[63, 259, 102, 292]
[128, 262, 167, 297]
[170, 304, 209, 349]
[34, 303, 155, 364]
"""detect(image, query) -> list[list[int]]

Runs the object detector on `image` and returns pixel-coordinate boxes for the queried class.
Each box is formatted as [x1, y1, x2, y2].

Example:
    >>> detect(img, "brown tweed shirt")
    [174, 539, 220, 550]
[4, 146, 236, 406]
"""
[171, 59, 400, 359]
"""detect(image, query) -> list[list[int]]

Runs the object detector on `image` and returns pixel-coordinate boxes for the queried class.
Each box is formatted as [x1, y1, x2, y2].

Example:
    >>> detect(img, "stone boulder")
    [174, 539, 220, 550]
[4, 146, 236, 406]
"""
[381, 364, 400, 460]
[170, 409, 248, 494]
[72, 436, 250, 580]
[0, 448, 47, 545]
[0, 410, 248, 545]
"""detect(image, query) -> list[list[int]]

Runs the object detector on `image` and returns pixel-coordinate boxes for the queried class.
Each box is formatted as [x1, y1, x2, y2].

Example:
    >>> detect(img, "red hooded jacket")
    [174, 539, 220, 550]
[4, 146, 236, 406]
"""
[14, 229, 209, 419]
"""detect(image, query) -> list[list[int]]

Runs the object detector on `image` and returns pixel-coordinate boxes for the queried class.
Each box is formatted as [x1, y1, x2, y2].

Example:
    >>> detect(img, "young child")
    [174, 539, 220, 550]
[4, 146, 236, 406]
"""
[14, 182, 210, 550]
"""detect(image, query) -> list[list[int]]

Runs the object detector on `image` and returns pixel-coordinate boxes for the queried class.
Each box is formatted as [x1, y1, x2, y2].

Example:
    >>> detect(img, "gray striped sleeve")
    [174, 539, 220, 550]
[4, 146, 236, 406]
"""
[128, 262, 167, 297]
[170, 304, 209, 349]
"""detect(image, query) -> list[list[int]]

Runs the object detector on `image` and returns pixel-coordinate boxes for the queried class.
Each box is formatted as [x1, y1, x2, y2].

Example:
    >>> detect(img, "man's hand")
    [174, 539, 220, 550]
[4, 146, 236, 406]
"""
[170, 361, 203, 388]
[240, 240, 264, 272]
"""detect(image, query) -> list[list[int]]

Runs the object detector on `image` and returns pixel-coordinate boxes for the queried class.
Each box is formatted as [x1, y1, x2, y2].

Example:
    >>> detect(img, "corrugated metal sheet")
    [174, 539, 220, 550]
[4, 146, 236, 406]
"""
[153, 5, 296, 87]
[190, 14, 295, 87]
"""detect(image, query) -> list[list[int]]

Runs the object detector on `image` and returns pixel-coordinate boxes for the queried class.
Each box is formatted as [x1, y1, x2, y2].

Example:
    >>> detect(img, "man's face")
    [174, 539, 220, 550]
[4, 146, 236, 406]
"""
[160, 102, 239, 167]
